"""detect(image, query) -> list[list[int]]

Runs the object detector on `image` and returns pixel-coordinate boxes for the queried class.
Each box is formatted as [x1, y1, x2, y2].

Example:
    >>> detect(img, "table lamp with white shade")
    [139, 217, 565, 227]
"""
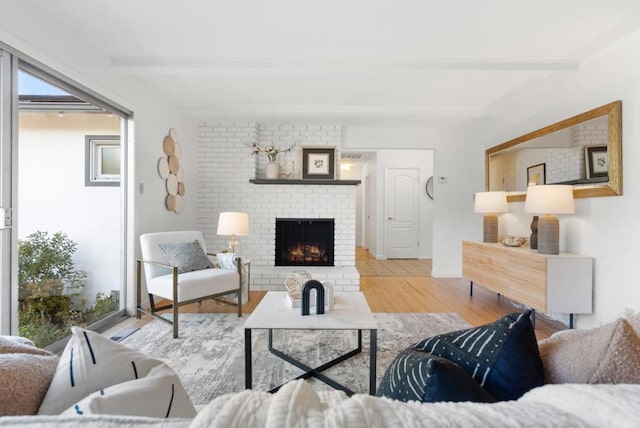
[216, 212, 249, 254]
[524, 185, 575, 255]
[474, 191, 509, 243]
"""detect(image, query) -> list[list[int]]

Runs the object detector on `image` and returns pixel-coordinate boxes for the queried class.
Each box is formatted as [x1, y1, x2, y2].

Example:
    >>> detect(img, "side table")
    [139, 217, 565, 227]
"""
[212, 256, 251, 304]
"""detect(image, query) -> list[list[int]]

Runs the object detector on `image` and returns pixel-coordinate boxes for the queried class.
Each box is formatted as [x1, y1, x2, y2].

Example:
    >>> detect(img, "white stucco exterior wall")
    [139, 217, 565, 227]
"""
[19, 113, 120, 304]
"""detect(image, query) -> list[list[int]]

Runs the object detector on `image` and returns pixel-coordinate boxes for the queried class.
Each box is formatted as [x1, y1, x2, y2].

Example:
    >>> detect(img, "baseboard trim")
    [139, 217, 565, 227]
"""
[430, 270, 461, 278]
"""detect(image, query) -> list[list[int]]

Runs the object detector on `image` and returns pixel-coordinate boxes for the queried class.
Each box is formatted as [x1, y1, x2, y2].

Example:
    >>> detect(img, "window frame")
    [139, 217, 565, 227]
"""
[85, 135, 120, 186]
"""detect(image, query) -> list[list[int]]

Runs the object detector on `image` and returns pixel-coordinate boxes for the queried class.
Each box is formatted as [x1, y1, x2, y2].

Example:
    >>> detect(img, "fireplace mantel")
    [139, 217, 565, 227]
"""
[249, 179, 360, 185]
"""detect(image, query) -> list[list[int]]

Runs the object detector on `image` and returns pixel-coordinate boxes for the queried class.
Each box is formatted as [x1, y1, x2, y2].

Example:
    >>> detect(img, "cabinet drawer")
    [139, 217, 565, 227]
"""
[462, 241, 509, 295]
[508, 251, 546, 311]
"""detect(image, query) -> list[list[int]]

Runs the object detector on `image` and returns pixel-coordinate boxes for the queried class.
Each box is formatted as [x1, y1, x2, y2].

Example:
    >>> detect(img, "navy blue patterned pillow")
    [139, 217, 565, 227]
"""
[377, 348, 496, 403]
[412, 311, 544, 401]
[159, 240, 213, 273]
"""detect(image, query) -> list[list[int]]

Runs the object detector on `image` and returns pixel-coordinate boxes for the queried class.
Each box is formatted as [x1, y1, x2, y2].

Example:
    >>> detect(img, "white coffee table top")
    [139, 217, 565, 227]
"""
[244, 291, 377, 330]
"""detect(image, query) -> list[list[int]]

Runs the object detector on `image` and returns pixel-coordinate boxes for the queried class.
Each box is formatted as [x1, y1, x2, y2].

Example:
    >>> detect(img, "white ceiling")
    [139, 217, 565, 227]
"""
[9, 0, 640, 126]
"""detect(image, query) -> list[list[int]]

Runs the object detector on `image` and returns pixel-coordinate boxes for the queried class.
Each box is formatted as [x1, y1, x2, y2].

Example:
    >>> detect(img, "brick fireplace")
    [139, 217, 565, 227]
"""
[196, 121, 360, 292]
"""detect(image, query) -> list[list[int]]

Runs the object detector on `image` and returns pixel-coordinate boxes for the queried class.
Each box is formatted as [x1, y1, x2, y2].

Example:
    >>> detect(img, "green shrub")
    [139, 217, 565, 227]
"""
[19, 231, 87, 301]
[18, 231, 119, 348]
[84, 292, 119, 325]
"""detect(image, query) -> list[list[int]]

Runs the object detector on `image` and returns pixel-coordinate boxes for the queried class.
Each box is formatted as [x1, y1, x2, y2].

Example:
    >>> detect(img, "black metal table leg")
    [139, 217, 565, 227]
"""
[266, 328, 375, 396]
[245, 328, 252, 389]
[569, 314, 574, 329]
[470, 281, 474, 297]
[370, 329, 377, 395]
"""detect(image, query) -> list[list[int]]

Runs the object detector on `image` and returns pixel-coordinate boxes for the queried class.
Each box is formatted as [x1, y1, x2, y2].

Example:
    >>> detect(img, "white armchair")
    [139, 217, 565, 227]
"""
[137, 231, 242, 338]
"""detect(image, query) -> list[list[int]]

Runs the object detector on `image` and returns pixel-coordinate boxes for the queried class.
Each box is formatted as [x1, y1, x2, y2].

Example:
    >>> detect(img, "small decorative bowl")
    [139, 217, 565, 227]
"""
[499, 236, 528, 247]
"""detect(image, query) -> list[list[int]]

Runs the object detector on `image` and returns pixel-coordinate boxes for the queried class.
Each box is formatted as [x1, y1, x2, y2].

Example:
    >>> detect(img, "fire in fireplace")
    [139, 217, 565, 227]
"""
[275, 218, 335, 266]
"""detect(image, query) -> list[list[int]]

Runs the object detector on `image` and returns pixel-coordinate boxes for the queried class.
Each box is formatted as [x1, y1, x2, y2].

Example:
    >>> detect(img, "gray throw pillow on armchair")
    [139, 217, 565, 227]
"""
[159, 240, 214, 273]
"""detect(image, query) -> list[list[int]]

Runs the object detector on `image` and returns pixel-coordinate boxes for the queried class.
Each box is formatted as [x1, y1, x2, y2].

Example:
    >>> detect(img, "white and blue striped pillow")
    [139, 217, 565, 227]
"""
[38, 327, 196, 418]
[411, 311, 544, 401]
[377, 348, 496, 403]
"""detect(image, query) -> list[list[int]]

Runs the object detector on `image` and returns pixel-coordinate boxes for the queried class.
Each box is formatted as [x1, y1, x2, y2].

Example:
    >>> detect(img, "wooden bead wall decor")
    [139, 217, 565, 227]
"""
[159, 128, 185, 214]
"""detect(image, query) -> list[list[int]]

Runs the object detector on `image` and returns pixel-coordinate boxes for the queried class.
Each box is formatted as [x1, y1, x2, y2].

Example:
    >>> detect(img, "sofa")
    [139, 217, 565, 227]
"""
[2, 313, 640, 427]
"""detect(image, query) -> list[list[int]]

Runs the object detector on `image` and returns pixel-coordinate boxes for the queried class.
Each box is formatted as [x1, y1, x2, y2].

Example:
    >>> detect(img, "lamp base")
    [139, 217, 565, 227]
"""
[537, 214, 559, 254]
[483, 213, 499, 243]
[530, 216, 539, 250]
[228, 236, 240, 255]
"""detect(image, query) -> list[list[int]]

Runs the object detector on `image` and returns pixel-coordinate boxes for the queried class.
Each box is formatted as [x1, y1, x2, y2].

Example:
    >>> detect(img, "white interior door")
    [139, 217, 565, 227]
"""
[385, 168, 419, 259]
[503, 168, 517, 191]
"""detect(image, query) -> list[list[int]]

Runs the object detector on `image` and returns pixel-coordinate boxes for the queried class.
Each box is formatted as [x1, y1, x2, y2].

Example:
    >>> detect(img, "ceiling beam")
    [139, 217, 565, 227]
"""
[110, 57, 580, 73]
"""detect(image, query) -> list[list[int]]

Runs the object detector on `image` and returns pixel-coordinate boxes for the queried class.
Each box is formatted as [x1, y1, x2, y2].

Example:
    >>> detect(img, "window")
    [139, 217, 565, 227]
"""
[85, 135, 120, 186]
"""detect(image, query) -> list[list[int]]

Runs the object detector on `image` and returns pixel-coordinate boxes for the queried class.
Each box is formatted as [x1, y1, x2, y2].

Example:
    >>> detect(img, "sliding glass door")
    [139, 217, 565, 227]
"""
[0, 45, 131, 349]
[0, 49, 17, 337]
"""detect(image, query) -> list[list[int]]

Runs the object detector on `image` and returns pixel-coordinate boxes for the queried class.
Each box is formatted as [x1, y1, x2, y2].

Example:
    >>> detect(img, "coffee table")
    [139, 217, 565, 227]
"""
[244, 291, 378, 395]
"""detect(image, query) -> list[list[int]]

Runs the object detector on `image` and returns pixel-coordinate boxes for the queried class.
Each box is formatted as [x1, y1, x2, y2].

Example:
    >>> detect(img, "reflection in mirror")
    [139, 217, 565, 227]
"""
[486, 101, 622, 201]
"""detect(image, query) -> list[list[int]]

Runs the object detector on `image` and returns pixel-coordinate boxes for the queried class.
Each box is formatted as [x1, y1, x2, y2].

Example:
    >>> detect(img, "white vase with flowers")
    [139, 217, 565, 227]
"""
[248, 142, 297, 179]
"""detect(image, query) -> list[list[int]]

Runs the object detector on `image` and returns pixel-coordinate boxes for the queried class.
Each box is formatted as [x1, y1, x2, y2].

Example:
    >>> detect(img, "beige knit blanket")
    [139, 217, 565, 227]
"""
[0, 336, 59, 416]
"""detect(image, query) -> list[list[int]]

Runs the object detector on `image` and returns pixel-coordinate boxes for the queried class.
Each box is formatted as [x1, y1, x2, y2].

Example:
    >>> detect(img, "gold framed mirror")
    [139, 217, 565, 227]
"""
[486, 101, 622, 202]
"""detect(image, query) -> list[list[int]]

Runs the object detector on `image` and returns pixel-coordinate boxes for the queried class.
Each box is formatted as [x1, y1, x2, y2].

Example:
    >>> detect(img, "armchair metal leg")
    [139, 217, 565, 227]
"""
[172, 266, 179, 338]
[136, 260, 142, 319]
[173, 303, 179, 338]
[237, 258, 243, 318]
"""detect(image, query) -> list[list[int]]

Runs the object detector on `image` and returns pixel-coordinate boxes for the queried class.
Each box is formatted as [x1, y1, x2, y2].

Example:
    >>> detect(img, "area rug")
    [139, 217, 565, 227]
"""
[121, 312, 471, 405]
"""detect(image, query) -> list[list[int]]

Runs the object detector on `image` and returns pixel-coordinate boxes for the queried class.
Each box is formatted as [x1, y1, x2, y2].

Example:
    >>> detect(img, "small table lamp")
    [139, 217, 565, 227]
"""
[217, 212, 249, 254]
[524, 185, 574, 254]
[474, 191, 508, 243]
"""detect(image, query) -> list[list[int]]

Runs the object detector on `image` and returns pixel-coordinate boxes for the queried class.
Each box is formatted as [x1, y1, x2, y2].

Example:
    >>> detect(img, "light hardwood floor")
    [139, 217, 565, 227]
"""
[106, 248, 564, 340]
[355, 248, 563, 340]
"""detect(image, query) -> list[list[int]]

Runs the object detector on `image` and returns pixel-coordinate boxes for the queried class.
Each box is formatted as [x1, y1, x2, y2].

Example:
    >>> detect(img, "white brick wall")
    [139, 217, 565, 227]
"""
[255, 124, 342, 180]
[196, 122, 359, 292]
[546, 146, 584, 183]
[545, 122, 607, 184]
[573, 122, 608, 146]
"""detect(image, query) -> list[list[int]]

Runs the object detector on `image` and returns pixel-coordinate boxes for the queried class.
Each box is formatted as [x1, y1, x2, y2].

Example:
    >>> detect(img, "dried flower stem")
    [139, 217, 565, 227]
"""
[247, 142, 297, 162]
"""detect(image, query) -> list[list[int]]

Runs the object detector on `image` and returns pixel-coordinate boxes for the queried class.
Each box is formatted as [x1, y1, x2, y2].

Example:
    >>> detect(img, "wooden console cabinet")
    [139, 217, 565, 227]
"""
[462, 241, 593, 323]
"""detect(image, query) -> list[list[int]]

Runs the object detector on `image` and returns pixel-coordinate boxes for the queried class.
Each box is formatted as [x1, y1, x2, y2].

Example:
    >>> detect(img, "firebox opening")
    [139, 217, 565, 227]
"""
[275, 218, 335, 267]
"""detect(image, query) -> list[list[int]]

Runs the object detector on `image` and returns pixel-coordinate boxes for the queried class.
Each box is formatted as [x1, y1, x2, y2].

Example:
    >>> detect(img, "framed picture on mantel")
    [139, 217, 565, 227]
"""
[527, 163, 546, 186]
[302, 147, 335, 180]
[585, 145, 609, 179]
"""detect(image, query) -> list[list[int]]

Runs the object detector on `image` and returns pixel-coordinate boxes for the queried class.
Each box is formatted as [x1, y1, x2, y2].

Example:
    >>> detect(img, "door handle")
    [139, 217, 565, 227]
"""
[388, 217, 394, 220]
[0, 208, 12, 229]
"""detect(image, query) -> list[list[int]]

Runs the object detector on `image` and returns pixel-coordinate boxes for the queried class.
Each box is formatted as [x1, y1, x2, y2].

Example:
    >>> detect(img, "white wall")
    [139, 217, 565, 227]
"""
[362, 159, 376, 252]
[462, 27, 640, 328]
[343, 126, 465, 274]
[341, 149, 434, 259]
[340, 164, 365, 246]
[19, 113, 120, 304]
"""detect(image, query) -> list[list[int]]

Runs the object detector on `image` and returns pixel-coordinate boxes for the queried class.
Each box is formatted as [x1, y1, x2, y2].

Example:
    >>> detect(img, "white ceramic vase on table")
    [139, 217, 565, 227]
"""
[266, 161, 280, 179]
